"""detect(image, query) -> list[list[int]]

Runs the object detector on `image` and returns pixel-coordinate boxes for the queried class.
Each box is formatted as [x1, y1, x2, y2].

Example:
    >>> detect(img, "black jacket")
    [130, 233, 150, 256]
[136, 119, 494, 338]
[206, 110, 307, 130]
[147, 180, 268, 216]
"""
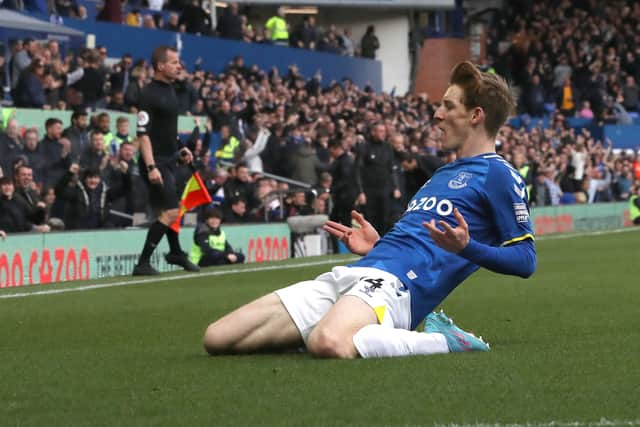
[55, 170, 131, 230]
[13, 187, 46, 225]
[330, 152, 358, 205]
[354, 139, 398, 193]
[0, 196, 32, 233]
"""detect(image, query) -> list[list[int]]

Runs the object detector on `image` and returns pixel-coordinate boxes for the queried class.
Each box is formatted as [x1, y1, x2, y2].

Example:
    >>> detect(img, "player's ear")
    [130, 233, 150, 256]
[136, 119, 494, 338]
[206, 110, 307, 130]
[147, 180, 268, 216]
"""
[470, 107, 484, 125]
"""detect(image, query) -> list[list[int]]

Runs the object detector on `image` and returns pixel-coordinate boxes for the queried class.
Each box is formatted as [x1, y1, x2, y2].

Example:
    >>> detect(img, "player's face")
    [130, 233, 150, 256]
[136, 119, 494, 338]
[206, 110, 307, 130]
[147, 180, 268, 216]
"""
[434, 85, 473, 152]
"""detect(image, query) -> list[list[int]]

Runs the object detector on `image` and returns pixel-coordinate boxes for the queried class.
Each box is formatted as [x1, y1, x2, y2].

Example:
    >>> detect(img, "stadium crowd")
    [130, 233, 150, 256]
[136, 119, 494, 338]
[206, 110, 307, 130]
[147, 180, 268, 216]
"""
[1, 0, 375, 58]
[1, 27, 640, 236]
[487, 0, 640, 123]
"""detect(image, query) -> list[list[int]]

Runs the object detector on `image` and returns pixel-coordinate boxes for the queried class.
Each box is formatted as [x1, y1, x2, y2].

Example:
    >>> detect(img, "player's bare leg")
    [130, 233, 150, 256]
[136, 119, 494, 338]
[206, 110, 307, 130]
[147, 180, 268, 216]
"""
[306, 295, 378, 359]
[203, 293, 303, 355]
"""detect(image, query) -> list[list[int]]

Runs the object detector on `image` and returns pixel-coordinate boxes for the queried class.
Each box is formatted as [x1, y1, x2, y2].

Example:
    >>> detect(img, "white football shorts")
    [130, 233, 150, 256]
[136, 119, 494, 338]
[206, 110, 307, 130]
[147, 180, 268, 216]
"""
[275, 266, 412, 342]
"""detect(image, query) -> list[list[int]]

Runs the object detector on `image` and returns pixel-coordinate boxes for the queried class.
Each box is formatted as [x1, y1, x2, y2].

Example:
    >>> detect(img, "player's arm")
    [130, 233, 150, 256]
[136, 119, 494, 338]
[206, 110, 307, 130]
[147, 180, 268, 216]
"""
[424, 208, 536, 278]
[136, 107, 162, 185]
[138, 134, 162, 185]
[458, 238, 536, 278]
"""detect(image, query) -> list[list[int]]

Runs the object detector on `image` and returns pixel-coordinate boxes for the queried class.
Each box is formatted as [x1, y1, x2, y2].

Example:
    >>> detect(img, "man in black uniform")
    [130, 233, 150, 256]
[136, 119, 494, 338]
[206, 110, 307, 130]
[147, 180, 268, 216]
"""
[133, 45, 199, 276]
[328, 137, 357, 227]
[354, 123, 400, 234]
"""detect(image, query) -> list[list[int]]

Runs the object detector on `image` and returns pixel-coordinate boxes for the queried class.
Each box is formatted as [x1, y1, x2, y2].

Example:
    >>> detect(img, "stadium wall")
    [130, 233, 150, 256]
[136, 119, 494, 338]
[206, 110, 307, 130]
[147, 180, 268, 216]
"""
[0, 203, 633, 288]
[0, 224, 290, 287]
[322, 9, 412, 94]
[414, 38, 469, 99]
[6, 108, 204, 137]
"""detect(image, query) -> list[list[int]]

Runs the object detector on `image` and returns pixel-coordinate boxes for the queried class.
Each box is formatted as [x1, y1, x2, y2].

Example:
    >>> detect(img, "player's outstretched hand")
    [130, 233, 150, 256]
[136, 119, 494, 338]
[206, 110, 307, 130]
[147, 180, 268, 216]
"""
[423, 208, 470, 253]
[323, 210, 380, 256]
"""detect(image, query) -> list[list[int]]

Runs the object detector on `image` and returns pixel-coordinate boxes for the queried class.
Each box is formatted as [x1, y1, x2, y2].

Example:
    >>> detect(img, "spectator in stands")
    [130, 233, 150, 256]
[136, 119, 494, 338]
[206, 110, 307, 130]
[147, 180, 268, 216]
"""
[166, 13, 181, 32]
[19, 129, 44, 184]
[104, 142, 139, 226]
[55, 162, 131, 230]
[530, 168, 552, 207]
[224, 163, 256, 210]
[93, 112, 114, 152]
[0, 176, 50, 233]
[265, 7, 289, 46]
[612, 160, 633, 201]
[113, 116, 132, 147]
[72, 50, 105, 109]
[80, 132, 109, 172]
[522, 74, 546, 117]
[53, 0, 77, 17]
[360, 25, 379, 59]
[243, 126, 269, 173]
[40, 185, 63, 228]
[14, 58, 47, 109]
[578, 100, 594, 119]
[11, 38, 37, 89]
[125, 8, 141, 26]
[13, 164, 47, 226]
[0, 118, 22, 178]
[556, 77, 578, 117]
[292, 15, 318, 50]
[180, 0, 211, 35]
[288, 128, 328, 186]
[341, 29, 355, 56]
[318, 25, 342, 55]
[218, 2, 244, 40]
[284, 189, 313, 217]
[215, 124, 242, 166]
[224, 196, 250, 223]
[552, 56, 572, 91]
[621, 75, 639, 112]
[142, 14, 157, 29]
[206, 167, 229, 206]
[602, 95, 633, 125]
[40, 118, 71, 187]
[63, 110, 90, 162]
[110, 54, 134, 94]
[125, 65, 148, 110]
[76, 4, 87, 19]
[106, 91, 128, 112]
[96, 0, 123, 23]
[189, 206, 245, 267]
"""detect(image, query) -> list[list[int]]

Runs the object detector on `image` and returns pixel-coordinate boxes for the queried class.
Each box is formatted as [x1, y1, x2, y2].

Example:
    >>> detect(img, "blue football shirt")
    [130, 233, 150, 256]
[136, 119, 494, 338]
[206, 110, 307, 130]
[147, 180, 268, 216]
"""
[351, 153, 535, 329]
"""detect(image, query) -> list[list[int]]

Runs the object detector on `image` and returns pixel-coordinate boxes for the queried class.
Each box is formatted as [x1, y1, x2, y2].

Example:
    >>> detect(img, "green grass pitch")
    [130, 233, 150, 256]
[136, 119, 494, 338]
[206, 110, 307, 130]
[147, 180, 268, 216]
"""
[1, 230, 639, 427]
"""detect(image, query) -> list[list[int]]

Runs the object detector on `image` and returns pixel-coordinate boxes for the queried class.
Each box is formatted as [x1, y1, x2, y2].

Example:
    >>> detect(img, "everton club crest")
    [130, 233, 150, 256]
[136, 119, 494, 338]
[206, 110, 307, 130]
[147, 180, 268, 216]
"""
[448, 171, 473, 189]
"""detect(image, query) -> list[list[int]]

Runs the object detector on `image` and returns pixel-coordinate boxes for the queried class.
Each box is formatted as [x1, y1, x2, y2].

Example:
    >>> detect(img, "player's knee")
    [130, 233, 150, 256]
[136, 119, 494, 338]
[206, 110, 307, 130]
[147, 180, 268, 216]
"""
[307, 328, 357, 359]
[202, 323, 234, 355]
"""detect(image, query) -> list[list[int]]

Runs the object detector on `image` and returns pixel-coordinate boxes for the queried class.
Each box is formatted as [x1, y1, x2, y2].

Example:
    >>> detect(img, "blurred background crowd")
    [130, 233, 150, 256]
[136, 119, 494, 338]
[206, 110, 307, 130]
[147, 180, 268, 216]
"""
[1, 0, 640, 236]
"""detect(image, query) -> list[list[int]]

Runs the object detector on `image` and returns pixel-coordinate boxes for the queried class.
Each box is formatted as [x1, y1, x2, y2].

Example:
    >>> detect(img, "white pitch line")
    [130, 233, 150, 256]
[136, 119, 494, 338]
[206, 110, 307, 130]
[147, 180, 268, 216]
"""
[432, 419, 640, 427]
[0, 256, 358, 299]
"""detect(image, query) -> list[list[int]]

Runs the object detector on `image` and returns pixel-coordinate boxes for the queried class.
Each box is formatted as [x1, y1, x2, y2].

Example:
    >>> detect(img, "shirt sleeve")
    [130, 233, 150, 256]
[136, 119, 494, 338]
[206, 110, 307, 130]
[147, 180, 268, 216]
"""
[459, 238, 536, 278]
[485, 160, 535, 246]
[136, 89, 152, 137]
